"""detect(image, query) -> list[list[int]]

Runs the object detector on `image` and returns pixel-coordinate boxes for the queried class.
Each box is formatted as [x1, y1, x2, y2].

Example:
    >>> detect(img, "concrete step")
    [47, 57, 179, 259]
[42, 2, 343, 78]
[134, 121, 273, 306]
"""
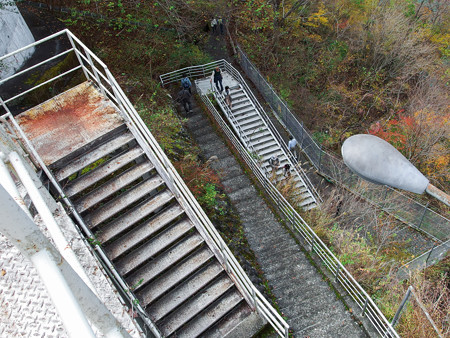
[236, 114, 262, 128]
[232, 106, 255, 117]
[158, 275, 236, 336]
[256, 144, 280, 158]
[221, 174, 250, 192]
[125, 233, 205, 284]
[251, 138, 277, 152]
[64, 146, 145, 198]
[234, 110, 258, 122]
[141, 249, 218, 310]
[147, 264, 224, 321]
[56, 131, 135, 181]
[50, 124, 129, 171]
[241, 120, 265, 133]
[204, 304, 263, 338]
[247, 130, 272, 144]
[96, 189, 174, 243]
[104, 204, 186, 260]
[136, 245, 216, 308]
[74, 161, 154, 213]
[84, 175, 166, 229]
[113, 218, 195, 281]
[174, 289, 244, 338]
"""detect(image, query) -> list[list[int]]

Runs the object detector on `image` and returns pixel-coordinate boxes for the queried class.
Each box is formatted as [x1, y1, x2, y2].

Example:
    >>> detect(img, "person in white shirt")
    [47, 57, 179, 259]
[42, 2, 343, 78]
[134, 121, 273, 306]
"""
[288, 135, 297, 160]
[211, 17, 217, 34]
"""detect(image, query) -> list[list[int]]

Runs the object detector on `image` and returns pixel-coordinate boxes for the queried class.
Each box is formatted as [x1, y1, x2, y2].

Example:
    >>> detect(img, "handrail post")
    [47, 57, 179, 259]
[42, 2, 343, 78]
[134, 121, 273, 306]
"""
[66, 32, 90, 81]
[0, 96, 12, 116]
[334, 265, 341, 283]
[361, 296, 369, 316]
[418, 202, 429, 229]
[84, 48, 106, 97]
[391, 286, 412, 327]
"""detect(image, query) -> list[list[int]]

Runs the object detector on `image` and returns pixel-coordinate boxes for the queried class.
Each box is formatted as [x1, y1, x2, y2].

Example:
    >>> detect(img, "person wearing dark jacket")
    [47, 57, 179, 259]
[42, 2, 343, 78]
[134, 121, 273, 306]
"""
[177, 88, 192, 114]
[210, 66, 224, 92]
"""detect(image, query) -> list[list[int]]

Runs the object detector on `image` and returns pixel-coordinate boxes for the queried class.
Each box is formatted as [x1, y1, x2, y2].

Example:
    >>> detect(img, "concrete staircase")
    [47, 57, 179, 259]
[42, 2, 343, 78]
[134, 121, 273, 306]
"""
[213, 84, 317, 210]
[48, 123, 260, 337]
[182, 93, 367, 338]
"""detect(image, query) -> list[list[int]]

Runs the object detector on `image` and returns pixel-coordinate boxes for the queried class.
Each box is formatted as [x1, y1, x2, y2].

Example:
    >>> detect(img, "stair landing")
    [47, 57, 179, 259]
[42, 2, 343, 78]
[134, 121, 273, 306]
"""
[15, 81, 123, 166]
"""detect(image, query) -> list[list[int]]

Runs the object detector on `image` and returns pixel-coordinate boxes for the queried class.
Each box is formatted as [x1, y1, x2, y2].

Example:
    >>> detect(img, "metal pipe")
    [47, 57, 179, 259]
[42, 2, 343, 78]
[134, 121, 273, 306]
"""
[0, 152, 32, 218]
[0, 183, 133, 338]
[0, 184, 95, 338]
[0, 29, 67, 62]
[8, 151, 97, 294]
[426, 183, 450, 207]
[0, 49, 74, 85]
[4, 66, 82, 104]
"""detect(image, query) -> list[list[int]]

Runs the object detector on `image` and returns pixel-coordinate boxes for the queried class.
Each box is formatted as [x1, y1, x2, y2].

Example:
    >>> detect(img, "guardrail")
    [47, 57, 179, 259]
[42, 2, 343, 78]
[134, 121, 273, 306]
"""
[198, 93, 399, 338]
[0, 30, 289, 338]
[161, 59, 321, 204]
[235, 46, 450, 243]
[397, 240, 450, 280]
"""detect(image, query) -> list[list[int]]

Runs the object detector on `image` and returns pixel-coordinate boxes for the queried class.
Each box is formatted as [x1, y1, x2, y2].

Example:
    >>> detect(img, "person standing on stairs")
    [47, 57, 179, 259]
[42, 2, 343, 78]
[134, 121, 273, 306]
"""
[288, 135, 298, 161]
[211, 17, 217, 35]
[218, 17, 224, 35]
[284, 163, 291, 177]
[181, 74, 192, 94]
[210, 66, 224, 92]
[225, 86, 232, 108]
[177, 87, 192, 114]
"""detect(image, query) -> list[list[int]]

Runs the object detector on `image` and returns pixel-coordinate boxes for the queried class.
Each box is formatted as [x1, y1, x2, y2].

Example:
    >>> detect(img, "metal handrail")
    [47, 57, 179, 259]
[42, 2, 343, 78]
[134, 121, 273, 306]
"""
[221, 61, 322, 203]
[200, 93, 399, 338]
[159, 60, 320, 205]
[0, 30, 289, 337]
[234, 45, 450, 241]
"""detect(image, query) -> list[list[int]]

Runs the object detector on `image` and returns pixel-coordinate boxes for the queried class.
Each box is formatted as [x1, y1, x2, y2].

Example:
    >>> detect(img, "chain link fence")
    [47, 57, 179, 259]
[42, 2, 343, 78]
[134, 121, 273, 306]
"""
[397, 240, 450, 280]
[235, 46, 450, 243]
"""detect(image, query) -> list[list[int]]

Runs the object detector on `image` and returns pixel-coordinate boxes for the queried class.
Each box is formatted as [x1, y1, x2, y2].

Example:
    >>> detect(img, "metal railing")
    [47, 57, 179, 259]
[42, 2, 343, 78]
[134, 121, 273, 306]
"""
[161, 59, 321, 204]
[199, 93, 399, 337]
[0, 30, 289, 337]
[397, 240, 450, 280]
[235, 46, 450, 242]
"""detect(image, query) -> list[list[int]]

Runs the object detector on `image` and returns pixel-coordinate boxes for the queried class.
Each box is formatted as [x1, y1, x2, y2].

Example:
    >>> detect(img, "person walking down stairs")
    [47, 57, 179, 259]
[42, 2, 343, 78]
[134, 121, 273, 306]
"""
[177, 87, 192, 114]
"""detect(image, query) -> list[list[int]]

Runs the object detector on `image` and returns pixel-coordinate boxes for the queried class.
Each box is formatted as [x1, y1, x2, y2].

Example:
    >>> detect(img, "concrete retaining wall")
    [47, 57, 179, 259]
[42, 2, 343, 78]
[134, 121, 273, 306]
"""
[0, 0, 35, 80]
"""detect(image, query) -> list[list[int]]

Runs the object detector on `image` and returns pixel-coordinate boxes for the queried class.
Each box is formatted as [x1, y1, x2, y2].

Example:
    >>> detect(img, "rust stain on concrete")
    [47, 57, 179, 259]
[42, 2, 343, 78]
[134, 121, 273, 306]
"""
[16, 82, 124, 165]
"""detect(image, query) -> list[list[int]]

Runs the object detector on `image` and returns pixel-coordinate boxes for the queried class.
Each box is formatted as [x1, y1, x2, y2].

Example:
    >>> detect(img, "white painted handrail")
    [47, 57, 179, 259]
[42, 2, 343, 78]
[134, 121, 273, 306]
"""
[0, 29, 288, 337]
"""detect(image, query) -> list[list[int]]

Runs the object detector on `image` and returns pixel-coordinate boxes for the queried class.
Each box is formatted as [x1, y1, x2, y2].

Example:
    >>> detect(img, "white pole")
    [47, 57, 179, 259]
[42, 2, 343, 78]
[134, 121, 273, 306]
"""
[0, 184, 95, 338]
[0, 152, 32, 218]
[8, 151, 97, 294]
[0, 183, 132, 338]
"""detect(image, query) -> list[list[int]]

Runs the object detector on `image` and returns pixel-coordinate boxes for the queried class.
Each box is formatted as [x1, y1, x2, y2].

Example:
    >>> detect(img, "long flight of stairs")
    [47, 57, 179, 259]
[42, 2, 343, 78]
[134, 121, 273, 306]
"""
[212, 84, 317, 210]
[48, 123, 259, 337]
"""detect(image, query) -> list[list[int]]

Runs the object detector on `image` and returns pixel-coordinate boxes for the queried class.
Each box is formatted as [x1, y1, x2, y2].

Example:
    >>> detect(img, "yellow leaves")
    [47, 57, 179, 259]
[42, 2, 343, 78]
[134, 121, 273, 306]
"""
[430, 32, 450, 57]
[305, 4, 330, 29]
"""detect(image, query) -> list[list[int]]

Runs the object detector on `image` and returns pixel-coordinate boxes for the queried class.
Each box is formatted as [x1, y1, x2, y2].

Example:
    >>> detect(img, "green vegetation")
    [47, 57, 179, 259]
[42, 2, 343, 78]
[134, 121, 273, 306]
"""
[23, 0, 448, 335]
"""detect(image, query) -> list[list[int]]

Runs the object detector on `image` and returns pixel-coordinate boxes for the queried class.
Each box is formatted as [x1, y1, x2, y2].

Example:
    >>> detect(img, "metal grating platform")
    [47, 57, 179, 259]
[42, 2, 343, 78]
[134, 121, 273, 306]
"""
[0, 202, 143, 338]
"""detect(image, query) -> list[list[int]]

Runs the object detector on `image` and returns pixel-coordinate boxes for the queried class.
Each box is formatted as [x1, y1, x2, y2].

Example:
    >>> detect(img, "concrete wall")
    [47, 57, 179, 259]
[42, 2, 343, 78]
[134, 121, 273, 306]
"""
[0, 0, 35, 80]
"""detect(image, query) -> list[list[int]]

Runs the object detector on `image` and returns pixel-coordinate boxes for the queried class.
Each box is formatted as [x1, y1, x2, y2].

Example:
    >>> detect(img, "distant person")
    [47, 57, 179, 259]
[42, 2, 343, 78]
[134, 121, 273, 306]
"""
[210, 66, 224, 92]
[269, 155, 280, 170]
[283, 163, 291, 177]
[288, 135, 297, 160]
[211, 17, 217, 35]
[218, 17, 224, 35]
[181, 74, 192, 94]
[224, 86, 232, 108]
[177, 88, 192, 114]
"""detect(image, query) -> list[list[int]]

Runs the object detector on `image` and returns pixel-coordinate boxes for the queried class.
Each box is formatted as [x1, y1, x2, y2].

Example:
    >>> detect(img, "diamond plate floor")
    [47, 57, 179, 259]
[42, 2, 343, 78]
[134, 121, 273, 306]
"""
[0, 203, 143, 337]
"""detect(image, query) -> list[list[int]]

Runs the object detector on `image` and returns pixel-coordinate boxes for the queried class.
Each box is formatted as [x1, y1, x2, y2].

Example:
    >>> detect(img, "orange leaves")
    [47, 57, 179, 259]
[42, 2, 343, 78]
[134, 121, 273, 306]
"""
[368, 111, 415, 151]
